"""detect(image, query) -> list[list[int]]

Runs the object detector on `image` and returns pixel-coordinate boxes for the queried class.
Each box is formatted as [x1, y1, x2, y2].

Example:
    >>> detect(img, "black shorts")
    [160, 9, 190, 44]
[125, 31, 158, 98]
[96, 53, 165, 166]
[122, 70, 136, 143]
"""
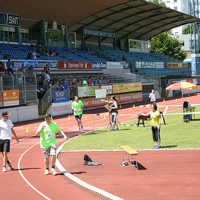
[151, 126, 160, 142]
[111, 112, 118, 124]
[0, 139, 10, 152]
[75, 114, 82, 120]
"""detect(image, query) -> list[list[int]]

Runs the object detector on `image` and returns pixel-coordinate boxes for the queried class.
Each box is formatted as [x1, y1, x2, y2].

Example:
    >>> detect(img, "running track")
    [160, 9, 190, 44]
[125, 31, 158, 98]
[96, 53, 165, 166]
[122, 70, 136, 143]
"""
[0, 95, 199, 200]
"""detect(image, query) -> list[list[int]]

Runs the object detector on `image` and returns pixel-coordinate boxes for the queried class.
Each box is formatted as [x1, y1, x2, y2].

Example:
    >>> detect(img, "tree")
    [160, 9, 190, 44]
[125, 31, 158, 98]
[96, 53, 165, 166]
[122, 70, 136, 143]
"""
[182, 23, 199, 34]
[152, 0, 166, 7]
[151, 32, 186, 60]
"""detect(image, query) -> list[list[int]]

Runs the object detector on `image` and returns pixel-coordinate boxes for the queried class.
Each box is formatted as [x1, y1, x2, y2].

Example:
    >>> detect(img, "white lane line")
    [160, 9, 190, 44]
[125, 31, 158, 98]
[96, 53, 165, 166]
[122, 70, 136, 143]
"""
[18, 142, 52, 200]
[56, 141, 123, 200]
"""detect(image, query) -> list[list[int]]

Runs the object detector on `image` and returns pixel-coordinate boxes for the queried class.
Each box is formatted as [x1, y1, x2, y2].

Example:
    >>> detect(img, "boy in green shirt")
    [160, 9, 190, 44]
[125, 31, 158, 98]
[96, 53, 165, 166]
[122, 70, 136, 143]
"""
[36, 114, 62, 175]
[72, 96, 84, 131]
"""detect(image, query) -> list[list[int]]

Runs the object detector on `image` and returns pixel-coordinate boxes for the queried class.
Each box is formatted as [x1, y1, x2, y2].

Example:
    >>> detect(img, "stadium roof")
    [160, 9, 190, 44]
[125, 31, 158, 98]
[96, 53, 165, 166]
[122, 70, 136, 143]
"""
[1, 0, 200, 40]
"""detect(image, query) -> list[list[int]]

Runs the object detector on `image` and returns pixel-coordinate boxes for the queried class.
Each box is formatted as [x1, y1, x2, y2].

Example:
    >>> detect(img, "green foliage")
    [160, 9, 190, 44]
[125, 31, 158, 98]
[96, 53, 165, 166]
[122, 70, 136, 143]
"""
[152, 0, 166, 7]
[151, 32, 186, 60]
[182, 23, 199, 35]
[182, 25, 191, 34]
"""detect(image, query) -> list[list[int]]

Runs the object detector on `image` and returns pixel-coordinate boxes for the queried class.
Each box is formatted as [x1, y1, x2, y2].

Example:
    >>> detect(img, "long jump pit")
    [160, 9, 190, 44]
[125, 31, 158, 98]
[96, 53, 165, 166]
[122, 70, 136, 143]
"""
[58, 149, 200, 200]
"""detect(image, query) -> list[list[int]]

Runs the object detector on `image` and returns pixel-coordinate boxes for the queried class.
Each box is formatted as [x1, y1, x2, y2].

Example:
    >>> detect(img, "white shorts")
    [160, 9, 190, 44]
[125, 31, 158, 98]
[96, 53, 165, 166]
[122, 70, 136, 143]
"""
[42, 145, 56, 158]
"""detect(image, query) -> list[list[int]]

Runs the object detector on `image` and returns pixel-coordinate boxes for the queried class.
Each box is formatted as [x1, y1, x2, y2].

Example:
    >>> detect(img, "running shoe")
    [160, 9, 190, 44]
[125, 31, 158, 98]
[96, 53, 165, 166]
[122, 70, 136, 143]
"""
[44, 169, 49, 175]
[51, 168, 57, 176]
[2, 167, 7, 172]
[153, 145, 161, 149]
[7, 160, 14, 170]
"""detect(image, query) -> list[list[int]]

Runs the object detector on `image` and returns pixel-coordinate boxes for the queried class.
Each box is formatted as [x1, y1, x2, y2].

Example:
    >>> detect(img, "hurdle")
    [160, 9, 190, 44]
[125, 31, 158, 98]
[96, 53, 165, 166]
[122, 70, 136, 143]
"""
[120, 145, 146, 169]
[120, 145, 138, 164]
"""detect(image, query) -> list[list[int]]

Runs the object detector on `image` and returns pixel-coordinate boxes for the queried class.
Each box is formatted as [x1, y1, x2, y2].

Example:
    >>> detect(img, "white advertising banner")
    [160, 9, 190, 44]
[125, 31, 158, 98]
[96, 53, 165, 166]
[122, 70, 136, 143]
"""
[49, 101, 72, 116]
[95, 89, 107, 99]
[107, 62, 123, 69]
[101, 85, 112, 94]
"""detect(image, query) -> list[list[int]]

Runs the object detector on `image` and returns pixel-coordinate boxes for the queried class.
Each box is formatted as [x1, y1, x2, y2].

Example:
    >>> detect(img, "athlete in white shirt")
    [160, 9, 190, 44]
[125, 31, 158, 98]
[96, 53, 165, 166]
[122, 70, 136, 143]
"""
[149, 89, 156, 103]
[0, 112, 19, 172]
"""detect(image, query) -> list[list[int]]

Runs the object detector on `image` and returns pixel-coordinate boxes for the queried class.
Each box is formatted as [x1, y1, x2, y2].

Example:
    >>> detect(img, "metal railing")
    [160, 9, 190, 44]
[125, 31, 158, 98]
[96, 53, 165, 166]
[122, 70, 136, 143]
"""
[38, 87, 52, 115]
[0, 72, 38, 107]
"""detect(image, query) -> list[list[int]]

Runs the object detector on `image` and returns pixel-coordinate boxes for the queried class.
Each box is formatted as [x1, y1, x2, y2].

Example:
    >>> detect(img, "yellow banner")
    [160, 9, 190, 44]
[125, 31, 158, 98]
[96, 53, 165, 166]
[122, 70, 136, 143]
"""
[113, 82, 142, 94]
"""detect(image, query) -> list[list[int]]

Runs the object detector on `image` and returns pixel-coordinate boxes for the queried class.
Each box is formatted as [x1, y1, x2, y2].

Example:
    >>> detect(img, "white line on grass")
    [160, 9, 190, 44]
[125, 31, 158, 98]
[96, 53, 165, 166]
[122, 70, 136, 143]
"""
[18, 141, 52, 200]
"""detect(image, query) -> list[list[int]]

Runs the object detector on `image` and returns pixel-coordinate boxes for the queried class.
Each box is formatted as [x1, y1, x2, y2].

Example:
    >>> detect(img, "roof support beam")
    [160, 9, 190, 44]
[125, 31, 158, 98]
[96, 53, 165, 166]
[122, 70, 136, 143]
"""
[137, 19, 197, 40]
[98, 7, 161, 31]
[119, 15, 191, 40]
[76, 0, 147, 32]
[100, 10, 173, 42]
[85, 7, 161, 41]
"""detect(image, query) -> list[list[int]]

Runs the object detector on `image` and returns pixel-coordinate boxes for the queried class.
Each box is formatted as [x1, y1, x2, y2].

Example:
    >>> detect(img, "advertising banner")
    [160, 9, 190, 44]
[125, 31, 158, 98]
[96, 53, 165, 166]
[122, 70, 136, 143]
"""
[82, 97, 106, 108]
[95, 89, 107, 99]
[52, 89, 69, 103]
[12, 60, 57, 71]
[92, 63, 107, 69]
[115, 92, 143, 103]
[167, 63, 190, 68]
[113, 82, 142, 94]
[58, 61, 92, 70]
[107, 62, 123, 69]
[101, 85, 113, 94]
[84, 28, 115, 38]
[78, 85, 112, 97]
[82, 92, 143, 108]
[49, 101, 72, 116]
[1, 89, 19, 106]
[78, 86, 99, 97]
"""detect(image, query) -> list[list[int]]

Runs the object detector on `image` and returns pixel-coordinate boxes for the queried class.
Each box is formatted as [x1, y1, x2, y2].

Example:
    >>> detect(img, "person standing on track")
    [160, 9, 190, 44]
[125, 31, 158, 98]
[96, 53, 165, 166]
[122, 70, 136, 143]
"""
[72, 96, 84, 131]
[0, 112, 20, 172]
[109, 96, 119, 131]
[149, 89, 156, 104]
[36, 114, 63, 175]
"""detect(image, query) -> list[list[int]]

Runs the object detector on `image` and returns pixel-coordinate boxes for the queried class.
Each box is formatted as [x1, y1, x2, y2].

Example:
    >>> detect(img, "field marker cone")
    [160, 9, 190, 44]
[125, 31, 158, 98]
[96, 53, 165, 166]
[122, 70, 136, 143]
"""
[84, 116, 88, 120]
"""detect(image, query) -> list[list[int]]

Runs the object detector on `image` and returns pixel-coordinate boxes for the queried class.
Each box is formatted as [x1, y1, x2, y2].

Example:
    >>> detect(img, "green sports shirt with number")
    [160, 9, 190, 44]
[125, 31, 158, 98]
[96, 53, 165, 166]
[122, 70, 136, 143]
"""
[39, 121, 60, 148]
[72, 100, 84, 116]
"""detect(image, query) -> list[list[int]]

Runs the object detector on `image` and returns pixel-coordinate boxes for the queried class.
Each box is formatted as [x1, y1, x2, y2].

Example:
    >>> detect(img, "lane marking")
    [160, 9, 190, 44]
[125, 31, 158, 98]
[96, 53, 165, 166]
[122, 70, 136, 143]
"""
[18, 141, 52, 200]
[56, 141, 123, 200]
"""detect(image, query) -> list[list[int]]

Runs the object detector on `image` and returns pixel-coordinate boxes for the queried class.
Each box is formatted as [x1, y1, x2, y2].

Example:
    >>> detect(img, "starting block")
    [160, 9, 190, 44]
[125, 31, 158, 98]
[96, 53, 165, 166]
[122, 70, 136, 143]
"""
[120, 145, 146, 170]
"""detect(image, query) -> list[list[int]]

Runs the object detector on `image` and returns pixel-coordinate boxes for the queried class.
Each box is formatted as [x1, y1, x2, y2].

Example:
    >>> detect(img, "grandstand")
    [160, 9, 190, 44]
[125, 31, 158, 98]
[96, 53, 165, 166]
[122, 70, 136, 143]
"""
[0, 0, 200, 120]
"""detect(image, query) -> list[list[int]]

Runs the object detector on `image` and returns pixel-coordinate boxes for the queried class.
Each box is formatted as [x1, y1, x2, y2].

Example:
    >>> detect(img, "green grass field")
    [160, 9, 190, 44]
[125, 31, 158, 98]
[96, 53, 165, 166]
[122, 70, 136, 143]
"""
[61, 108, 200, 151]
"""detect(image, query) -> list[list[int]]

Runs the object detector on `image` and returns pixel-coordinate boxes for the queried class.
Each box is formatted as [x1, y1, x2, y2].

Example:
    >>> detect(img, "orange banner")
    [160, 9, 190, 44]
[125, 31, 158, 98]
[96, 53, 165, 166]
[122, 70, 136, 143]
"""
[168, 63, 190, 68]
[2, 89, 19, 106]
[58, 61, 92, 70]
[82, 92, 143, 108]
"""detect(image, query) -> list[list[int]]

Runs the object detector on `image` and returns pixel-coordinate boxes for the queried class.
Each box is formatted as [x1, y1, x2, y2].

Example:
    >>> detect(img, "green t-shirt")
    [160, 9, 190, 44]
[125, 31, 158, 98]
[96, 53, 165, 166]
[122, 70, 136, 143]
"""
[38, 121, 60, 148]
[72, 100, 83, 116]
[150, 110, 160, 127]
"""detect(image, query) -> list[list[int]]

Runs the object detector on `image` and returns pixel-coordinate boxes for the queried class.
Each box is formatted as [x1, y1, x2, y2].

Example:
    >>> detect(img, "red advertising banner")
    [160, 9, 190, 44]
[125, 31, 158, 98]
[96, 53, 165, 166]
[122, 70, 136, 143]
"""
[82, 92, 143, 108]
[58, 61, 92, 70]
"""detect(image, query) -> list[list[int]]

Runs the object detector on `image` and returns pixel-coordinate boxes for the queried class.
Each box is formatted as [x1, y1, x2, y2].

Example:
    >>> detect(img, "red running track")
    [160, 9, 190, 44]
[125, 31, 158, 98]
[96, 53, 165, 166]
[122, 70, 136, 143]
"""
[0, 95, 199, 200]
